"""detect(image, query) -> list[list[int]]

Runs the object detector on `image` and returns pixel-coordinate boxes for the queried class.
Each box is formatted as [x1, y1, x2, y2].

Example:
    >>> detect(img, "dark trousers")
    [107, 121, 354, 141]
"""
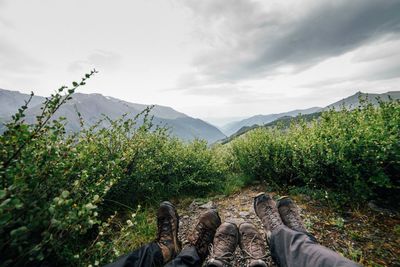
[106, 227, 360, 267]
[270, 225, 361, 267]
[104, 243, 201, 267]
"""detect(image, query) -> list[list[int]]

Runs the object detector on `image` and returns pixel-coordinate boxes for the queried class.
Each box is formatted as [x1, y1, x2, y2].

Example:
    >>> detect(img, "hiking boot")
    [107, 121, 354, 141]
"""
[239, 222, 268, 267]
[207, 222, 239, 267]
[188, 209, 222, 261]
[156, 201, 181, 263]
[277, 196, 307, 234]
[254, 193, 283, 241]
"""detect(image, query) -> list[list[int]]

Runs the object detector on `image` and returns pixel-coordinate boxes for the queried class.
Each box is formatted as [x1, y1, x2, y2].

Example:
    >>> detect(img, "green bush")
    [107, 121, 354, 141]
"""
[0, 74, 227, 266]
[230, 99, 400, 203]
[106, 131, 226, 208]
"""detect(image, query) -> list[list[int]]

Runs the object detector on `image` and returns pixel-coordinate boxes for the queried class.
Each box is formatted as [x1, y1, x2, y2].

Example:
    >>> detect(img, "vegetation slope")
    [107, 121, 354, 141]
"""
[1, 74, 399, 266]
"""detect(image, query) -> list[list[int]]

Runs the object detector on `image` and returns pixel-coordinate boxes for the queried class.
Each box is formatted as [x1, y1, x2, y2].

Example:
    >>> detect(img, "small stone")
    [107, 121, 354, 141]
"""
[226, 218, 245, 225]
[188, 200, 198, 210]
[239, 211, 250, 217]
[199, 201, 215, 209]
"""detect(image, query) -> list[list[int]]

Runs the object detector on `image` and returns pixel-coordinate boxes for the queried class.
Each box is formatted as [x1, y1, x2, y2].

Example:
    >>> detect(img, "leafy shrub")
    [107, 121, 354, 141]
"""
[0, 73, 227, 266]
[230, 99, 400, 203]
[106, 129, 226, 208]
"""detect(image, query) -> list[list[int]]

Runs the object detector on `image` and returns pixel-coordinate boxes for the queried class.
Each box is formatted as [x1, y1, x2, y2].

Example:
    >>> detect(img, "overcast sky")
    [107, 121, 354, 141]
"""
[1, 0, 400, 125]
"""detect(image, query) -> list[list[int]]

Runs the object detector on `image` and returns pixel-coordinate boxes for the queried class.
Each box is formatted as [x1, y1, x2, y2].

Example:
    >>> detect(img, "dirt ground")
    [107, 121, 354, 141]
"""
[176, 185, 400, 267]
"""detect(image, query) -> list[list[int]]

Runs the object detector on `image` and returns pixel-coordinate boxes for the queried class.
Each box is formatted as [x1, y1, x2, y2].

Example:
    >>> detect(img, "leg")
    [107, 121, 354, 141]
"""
[254, 193, 361, 267]
[104, 242, 163, 267]
[270, 225, 360, 267]
[164, 246, 201, 267]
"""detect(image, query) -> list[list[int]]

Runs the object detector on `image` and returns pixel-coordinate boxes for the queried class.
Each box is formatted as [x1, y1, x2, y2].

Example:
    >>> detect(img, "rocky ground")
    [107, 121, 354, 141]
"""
[175, 185, 400, 267]
[177, 185, 274, 267]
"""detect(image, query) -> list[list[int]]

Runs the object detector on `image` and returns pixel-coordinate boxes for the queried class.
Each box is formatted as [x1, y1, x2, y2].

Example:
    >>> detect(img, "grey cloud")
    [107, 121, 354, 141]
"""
[181, 84, 248, 96]
[303, 52, 400, 90]
[68, 50, 122, 73]
[368, 66, 400, 81]
[181, 0, 400, 84]
[0, 38, 44, 75]
[0, 17, 13, 28]
[351, 38, 400, 63]
[0, 0, 13, 28]
[228, 90, 290, 105]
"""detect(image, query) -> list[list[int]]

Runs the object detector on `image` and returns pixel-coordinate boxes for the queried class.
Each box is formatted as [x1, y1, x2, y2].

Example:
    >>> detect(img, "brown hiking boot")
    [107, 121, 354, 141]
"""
[239, 222, 268, 267]
[277, 196, 308, 233]
[254, 193, 283, 241]
[207, 222, 239, 267]
[156, 201, 181, 263]
[188, 209, 222, 261]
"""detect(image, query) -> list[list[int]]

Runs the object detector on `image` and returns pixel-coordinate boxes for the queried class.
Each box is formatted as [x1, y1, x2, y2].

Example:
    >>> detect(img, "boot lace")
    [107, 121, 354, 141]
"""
[157, 216, 172, 244]
[262, 204, 281, 231]
[191, 222, 214, 257]
[209, 243, 235, 266]
[241, 233, 268, 262]
[284, 205, 305, 232]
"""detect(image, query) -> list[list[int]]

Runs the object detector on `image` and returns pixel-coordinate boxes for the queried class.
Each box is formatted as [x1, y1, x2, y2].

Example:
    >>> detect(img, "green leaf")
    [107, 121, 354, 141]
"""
[11, 198, 24, 209]
[61, 190, 70, 198]
[0, 213, 12, 225]
[72, 81, 79, 87]
[10, 226, 28, 238]
[0, 190, 6, 200]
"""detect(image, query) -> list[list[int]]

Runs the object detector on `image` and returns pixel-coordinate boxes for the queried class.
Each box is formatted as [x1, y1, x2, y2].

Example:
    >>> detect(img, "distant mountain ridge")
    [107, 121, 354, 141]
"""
[324, 91, 400, 110]
[221, 107, 322, 136]
[0, 89, 226, 143]
[221, 91, 400, 140]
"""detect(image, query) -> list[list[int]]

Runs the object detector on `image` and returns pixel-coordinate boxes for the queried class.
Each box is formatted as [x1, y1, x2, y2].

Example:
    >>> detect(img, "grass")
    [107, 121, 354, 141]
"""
[221, 174, 253, 196]
[292, 192, 400, 266]
[104, 208, 157, 264]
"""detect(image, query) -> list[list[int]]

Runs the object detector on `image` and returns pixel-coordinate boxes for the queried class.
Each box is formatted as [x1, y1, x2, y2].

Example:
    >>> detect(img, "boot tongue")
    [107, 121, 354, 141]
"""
[207, 258, 225, 267]
[249, 259, 268, 267]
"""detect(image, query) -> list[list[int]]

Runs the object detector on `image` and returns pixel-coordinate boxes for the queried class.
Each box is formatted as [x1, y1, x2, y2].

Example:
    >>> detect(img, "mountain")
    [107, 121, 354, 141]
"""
[221, 91, 400, 137]
[219, 112, 323, 144]
[220, 90, 400, 141]
[0, 89, 44, 118]
[221, 107, 322, 136]
[0, 89, 226, 143]
[325, 91, 400, 110]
